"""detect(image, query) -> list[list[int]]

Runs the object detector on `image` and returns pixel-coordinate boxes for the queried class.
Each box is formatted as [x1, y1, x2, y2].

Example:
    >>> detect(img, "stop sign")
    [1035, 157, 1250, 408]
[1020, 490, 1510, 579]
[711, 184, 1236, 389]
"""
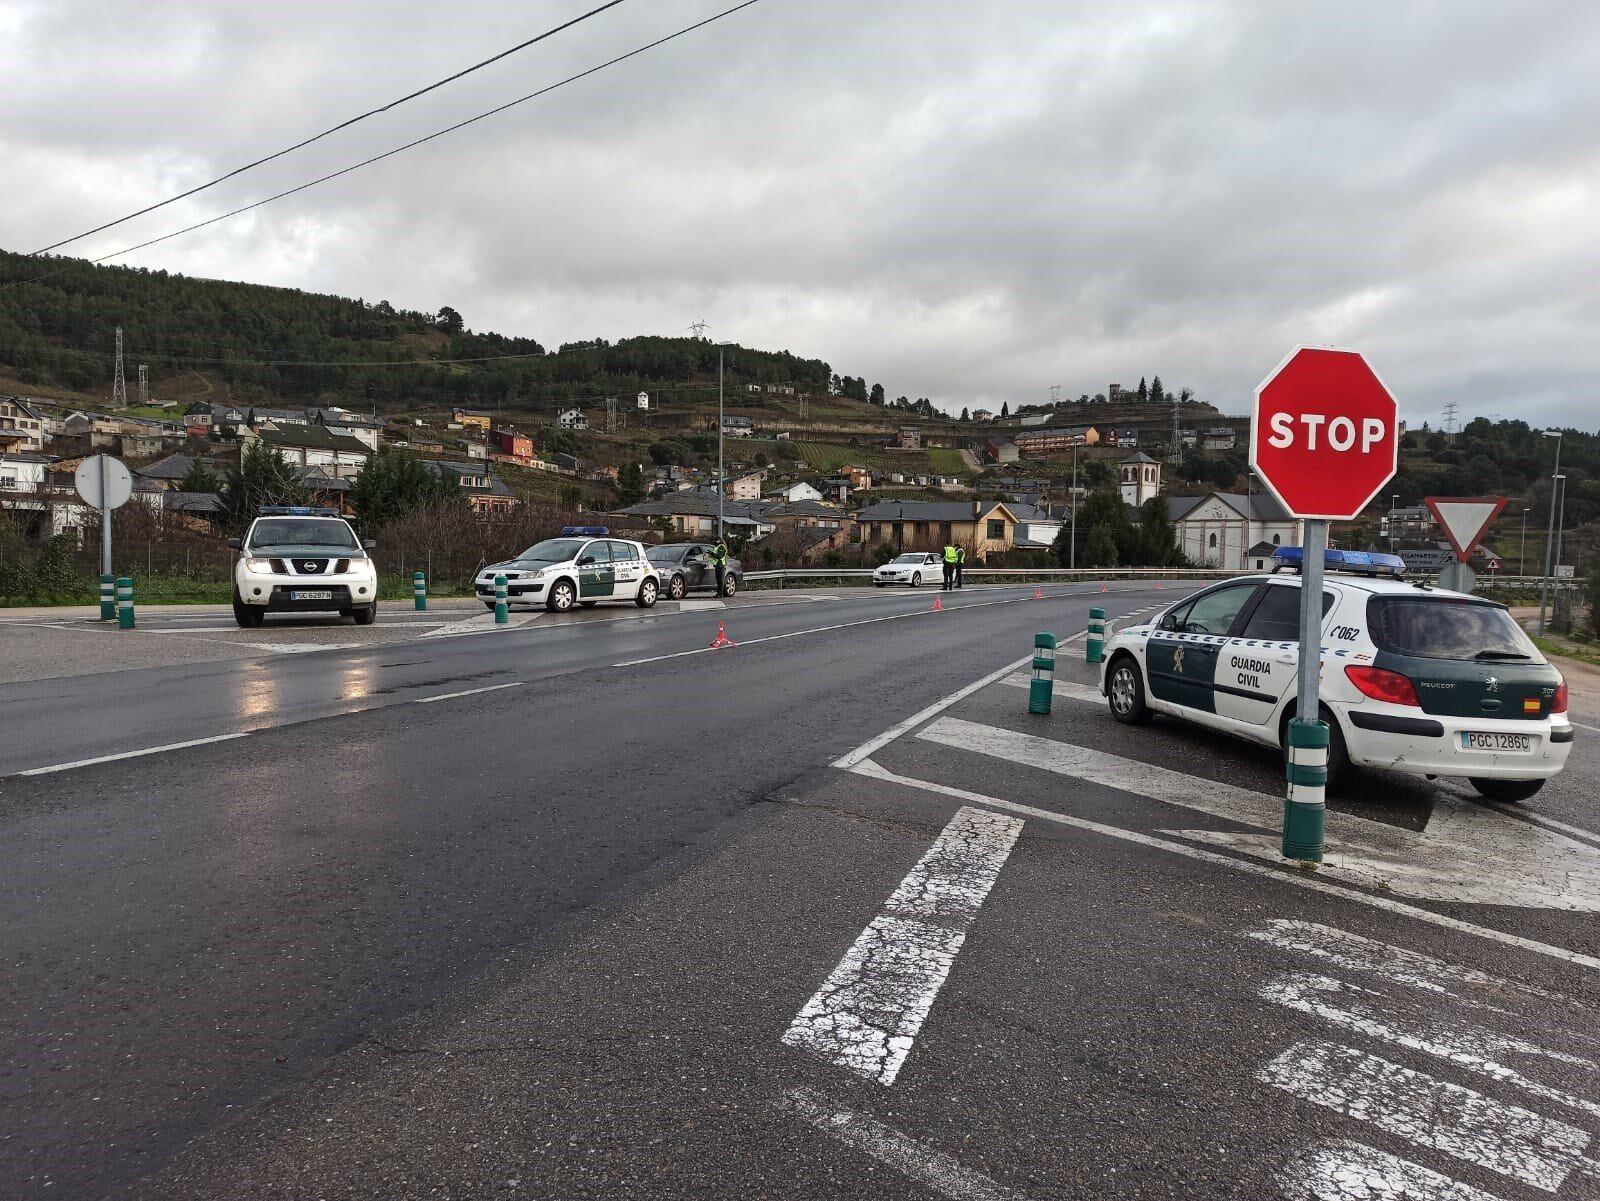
[1250, 346, 1399, 521]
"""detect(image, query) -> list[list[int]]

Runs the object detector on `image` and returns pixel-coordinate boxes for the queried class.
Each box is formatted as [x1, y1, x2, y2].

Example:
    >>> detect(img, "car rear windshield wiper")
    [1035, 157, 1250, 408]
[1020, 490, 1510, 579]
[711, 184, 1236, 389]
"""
[1473, 650, 1531, 660]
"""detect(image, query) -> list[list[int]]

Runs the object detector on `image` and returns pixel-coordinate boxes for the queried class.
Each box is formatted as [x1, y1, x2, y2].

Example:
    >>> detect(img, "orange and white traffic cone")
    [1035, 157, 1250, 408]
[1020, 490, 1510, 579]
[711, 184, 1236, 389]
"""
[709, 620, 736, 648]
[1155, 580, 1165, 590]
[1098, 581, 1108, 593]
[1033, 587, 1045, 600]
[931, 595, 943, 612]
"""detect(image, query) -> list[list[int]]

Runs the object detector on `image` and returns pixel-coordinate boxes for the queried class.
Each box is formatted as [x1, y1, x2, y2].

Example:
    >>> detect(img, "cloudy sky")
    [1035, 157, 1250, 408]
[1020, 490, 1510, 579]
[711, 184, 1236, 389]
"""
[4, 0, 1598, 426]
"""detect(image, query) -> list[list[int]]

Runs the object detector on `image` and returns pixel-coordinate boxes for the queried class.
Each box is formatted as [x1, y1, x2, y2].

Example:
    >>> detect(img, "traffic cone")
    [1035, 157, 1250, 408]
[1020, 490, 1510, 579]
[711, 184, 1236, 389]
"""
[931, 595, 943, 612]
[1155, 580, 1165, 590]
[709, 620, 736, 649]
[1098, 582, 1108, 593]
[1033, 587, 1044, 600]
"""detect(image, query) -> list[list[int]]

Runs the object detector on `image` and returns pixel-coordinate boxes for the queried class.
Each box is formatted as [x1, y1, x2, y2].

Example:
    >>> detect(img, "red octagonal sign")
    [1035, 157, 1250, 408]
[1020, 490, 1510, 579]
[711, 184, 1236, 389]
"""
[1250, 346, 1399, 521]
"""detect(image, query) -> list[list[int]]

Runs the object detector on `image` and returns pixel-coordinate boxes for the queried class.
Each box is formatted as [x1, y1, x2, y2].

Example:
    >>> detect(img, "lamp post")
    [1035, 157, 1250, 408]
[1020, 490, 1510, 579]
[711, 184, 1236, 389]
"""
[1553, 473, 1569, 593]
[1519, 506, 1530, 576]
[1069, 439, 1078, 570]
[716, 340, 734, 541]
[1537, 430, 1563, 636]
[1389, 493, 1399, 552]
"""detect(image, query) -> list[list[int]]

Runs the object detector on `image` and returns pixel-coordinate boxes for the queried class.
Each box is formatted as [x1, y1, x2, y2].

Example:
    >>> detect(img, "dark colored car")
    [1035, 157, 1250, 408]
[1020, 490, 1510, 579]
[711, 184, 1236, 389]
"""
[646, 542, 742, 598]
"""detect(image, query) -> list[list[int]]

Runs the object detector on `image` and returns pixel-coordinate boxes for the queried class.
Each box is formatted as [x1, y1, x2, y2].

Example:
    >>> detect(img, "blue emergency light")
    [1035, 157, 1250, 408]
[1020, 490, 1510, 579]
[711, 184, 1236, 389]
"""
[561, 525, 609, 537]
[1271, 546, 1405, 577]
[259, 505, 340, 517]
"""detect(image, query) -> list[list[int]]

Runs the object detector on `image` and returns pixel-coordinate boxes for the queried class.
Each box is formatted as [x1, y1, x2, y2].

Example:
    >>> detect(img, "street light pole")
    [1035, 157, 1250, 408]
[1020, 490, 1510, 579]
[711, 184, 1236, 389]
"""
[1553, 473, 1569, 594]
[1519, 506, 1530, 576]
[717, 343, 726, 542]
[1537, 430, 1562, 636]
[1069, 440, 1078, 570]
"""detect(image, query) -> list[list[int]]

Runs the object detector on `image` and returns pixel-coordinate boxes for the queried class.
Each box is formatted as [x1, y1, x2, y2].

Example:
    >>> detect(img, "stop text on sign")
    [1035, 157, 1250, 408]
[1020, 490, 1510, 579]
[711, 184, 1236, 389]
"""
[1265, 413, 1388, 454]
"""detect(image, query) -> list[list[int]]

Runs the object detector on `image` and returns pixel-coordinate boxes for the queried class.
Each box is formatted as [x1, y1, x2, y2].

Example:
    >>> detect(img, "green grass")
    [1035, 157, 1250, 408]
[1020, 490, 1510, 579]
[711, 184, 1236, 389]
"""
[927, 447, 973, 476]
[1534, 634, 1600, 669]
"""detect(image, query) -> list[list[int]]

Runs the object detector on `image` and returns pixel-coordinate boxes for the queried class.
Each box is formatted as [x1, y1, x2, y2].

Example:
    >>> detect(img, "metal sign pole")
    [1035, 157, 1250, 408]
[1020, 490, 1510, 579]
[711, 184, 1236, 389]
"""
[1283, 519, 1328, 862]
[99, 453, 112, 579]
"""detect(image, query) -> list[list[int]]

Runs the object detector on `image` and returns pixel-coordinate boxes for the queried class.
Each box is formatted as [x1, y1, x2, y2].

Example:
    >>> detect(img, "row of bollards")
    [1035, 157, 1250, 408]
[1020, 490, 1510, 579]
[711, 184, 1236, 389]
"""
[1027, 606, 1107, 714]
[99, 574, 136, 628]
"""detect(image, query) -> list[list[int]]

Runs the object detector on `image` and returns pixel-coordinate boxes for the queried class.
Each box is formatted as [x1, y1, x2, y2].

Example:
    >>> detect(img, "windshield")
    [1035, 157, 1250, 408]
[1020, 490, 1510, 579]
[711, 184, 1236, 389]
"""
[514, 538, 586, 564]
[647, 546, 688, 563]
[891, 554, 926, 564]
[249, 519, 359, 550]
[1367, 597, 1542, 662]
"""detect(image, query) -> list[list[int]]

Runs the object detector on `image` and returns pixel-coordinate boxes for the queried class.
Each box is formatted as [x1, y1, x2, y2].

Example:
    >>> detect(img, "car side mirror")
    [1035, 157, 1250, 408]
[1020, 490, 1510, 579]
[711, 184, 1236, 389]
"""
[227, 538, 242, 550]
[577, 555, 596, 566]
[1158, 614, 1177, 631]
[363, 539, 376, 550]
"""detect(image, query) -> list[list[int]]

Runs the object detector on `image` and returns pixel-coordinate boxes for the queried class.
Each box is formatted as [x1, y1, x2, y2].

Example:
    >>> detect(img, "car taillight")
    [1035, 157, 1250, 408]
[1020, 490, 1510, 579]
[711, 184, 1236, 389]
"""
[1345, 665, 1420, 707]
[1553, 678, 1568, 714]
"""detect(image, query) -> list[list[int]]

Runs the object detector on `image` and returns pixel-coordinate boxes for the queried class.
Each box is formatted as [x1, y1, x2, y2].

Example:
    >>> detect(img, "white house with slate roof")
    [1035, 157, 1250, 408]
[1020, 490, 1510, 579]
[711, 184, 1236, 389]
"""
[1168, 491, 1303, 570]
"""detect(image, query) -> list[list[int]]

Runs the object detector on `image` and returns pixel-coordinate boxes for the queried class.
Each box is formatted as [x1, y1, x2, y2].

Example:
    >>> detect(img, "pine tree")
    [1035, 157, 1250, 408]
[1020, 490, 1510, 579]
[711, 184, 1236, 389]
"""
[618, 461, 645, 505]
[1137, 376, 1148, 404]
[1000, 402, 1010, 418]
[349, 449, 460, 526]
[1149, 376, 1166, 406]
[959, 407, 970, 421]
[221, 441, 309, 532]
[179, 458, 221, 493]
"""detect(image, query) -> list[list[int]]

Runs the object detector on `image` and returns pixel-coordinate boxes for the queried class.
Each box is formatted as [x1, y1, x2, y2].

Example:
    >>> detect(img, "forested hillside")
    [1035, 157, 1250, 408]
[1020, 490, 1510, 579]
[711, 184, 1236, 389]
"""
[0, 249, 832, 412]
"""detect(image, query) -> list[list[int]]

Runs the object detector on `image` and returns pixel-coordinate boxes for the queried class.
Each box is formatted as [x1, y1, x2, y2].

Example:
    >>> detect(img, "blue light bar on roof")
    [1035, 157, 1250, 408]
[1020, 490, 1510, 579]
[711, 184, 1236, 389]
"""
[259, 505, 340, 517]
[1271, 546, 1405, 577]
[561, 525, 609, 537]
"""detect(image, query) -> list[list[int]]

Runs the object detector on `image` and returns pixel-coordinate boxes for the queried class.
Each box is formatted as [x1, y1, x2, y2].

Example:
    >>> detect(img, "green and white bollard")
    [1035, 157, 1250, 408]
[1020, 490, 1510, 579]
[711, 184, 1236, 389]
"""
[494, 573, 508, 624]
[1029, 632, 1057, 715]
[116, 576, 135, 630]
[99, 573, 115, 621]
[413, 570, 427, 611]
[1282, 717, 1328, 862]
[1085, 606, 1106, 664]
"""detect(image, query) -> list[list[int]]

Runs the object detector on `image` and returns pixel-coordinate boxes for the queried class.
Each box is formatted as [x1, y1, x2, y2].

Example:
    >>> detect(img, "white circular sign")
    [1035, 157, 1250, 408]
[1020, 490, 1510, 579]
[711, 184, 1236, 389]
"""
[637, 391, 650, 410]
[75, 454, 134, 510]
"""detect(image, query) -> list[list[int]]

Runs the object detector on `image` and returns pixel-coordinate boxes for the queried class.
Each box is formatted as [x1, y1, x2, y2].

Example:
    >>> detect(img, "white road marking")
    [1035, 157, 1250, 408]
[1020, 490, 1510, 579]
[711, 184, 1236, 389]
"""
[1486, 803, 1600, 850]
[16, 732, 252, 776]
[779, 1087, 1023, 1201]
[417, 611, 542, 637]
[1571, 720, 1599, 734]
[915, 716, 1600, 910]
[232, 642, 367, 654]
[1260, 972, 1600, 1118]
[781, 806, 1023, 1086]
[999, 674, 1103, 703]
[1279, 1140, 1510, 1201]
[677, 598, 726, 611]
[1258, 1041, 1591, 1192]
[1245, 920, 1572, 1007]
[833, 655, 1040, 768]
[847, 759, 1600, 973]
[413, 682, 524, 704]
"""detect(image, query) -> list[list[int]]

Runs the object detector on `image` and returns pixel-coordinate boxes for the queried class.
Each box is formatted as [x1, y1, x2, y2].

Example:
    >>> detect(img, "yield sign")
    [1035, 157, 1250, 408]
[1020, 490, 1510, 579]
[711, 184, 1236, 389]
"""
[1425, 496, 1509, 562]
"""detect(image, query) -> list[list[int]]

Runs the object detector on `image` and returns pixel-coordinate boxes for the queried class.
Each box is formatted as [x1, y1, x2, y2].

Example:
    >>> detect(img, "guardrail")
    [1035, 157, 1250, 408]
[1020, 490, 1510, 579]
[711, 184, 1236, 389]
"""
[739, 567, 1582, 591]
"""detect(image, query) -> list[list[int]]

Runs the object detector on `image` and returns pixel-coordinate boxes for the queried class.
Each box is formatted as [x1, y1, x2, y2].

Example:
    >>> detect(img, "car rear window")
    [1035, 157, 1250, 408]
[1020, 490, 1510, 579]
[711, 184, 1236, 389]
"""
[1367, 597, 1540, 662]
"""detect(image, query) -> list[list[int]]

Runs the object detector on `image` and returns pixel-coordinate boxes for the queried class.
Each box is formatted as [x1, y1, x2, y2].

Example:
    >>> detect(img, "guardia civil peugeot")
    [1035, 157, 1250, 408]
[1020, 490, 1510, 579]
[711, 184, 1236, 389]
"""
[1099, 548, 1574, 802]
[474, 527, 659, 612]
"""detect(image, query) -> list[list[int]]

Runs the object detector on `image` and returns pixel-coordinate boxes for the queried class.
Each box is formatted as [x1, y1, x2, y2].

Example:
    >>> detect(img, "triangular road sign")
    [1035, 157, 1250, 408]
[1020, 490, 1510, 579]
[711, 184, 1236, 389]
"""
[1424, 496, 1509, 562]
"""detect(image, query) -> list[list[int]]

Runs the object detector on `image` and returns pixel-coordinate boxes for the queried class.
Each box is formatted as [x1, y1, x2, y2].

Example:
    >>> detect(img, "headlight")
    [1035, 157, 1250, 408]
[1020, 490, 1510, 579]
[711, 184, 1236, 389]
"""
[246, 558, 274, 575]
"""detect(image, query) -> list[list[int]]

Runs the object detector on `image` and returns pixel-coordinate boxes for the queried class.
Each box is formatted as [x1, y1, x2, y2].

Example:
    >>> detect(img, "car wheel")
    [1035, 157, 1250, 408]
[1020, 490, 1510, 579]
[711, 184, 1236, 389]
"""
[723, 573, 738, 597]
[353, 603, 377, 626]
[668, 574, 687, 600]
[1107, 655, 1151, 725]
[911, 573, 921, 587]
[547, 580, 576, 612]
[874, 582, 885, 588]
[484, 601, 497, 611]
[1279, 704, 1351, 792]
[232, 590, 265, 629]
[636, 578, 659, 608]
[1469, 777, 1545, 803]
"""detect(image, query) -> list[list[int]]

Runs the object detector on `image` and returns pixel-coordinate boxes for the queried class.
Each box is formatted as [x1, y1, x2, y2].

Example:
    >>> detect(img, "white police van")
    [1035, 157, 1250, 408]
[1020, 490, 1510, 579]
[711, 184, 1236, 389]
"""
[1099, 548, 1574, 801]
[474, 526, 659, 612]
[230, 506, 379, 628]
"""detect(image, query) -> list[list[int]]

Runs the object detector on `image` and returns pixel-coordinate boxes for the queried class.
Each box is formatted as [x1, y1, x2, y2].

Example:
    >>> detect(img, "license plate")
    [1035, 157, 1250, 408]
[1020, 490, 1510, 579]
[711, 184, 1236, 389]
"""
[291, 590, 333, 601]
[1461, 731, 1532, 752]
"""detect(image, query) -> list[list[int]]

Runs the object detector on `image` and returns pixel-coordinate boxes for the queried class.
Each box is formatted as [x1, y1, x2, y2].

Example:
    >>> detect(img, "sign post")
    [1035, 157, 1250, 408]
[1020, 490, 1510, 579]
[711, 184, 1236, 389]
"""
[74, 455, 134, 620]
[1251, 347, 1399, 864]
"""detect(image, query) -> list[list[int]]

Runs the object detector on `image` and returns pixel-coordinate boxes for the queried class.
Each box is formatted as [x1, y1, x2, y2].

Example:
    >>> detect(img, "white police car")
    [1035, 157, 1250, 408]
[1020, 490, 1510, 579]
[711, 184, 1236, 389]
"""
[229, 507, 379, 628]
[475, 527, 659, 612]
[1099, 548, 1573, 802]
[873, 552, 942, 587]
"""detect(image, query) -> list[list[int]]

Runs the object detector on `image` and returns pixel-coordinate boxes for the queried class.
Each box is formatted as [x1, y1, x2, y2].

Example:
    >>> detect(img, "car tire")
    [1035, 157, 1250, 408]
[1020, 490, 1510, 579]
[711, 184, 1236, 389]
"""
[668, 574, 687, 600]
[1279, 704, 1351, 792]
[353, 603, 377, 626]
[547, 580, 576, 613]
[1469, 777, 1545, 804]
[722, 573, 738, 598]
[232, 590, 265, 629]
[483, 601, 497, 611]
[874, 582, 885, 588]
[911, 573, 921, 587]
[1107, 654, 1151, 725]
[636, 578, 659, 608]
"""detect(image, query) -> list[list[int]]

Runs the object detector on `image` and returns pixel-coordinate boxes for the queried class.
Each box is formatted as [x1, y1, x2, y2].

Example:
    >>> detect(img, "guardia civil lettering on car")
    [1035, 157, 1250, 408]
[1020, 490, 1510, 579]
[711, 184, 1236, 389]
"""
[474, 526, 659, 612]
[1098, 547, 1574, 802]
[230, 506, 379, 628]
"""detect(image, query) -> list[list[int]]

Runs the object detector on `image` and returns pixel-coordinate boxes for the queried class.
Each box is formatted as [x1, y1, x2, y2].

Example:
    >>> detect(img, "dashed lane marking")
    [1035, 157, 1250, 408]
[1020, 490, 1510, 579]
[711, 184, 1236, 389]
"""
[1279, 1140, 1509, 1201]
[846, 759, 1600, 972]
[413, 682, 524, 704]
[779, 1087, 1024, 1201]
[781, 805, 1023, 1086]
[1258, 1041, 1593, 1193]
[15, 732, 252, 776]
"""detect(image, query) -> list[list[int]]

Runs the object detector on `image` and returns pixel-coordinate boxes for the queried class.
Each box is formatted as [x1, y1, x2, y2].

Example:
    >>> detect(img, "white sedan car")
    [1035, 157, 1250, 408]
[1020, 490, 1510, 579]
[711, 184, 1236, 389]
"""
[873, 552, 942, 588]
[475, 529, 659, 612]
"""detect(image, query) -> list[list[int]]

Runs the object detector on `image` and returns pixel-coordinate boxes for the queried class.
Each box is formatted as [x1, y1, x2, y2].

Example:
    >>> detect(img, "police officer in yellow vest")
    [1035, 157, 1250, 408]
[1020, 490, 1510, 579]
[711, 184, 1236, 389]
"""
[709, 539, 730, 597]
[941, 543, 958, 591]
[955, 544, 966, 589]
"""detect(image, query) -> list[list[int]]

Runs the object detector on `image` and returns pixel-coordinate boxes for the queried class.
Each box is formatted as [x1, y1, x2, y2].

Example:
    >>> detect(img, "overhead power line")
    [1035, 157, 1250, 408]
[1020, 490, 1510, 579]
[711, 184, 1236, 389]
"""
[8, 0, 763, 292]
[27, 0, 631, 256]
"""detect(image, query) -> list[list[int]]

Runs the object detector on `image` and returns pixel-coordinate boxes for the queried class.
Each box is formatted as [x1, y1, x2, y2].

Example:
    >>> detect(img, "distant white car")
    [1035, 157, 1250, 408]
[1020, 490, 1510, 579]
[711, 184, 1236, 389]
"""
[873, 552, 941, 588]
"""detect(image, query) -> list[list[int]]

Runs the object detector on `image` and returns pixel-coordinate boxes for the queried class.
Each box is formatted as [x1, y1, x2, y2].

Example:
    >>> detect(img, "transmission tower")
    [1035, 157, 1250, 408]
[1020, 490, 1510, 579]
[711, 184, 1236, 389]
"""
[137, 364, 149, 407]
[111, 326, 128, 407]
[1169, 399, 1182, 462]
[687, 319, 710, 340]
[1442, 401, 1459, 441]
[605, 396, 618, 433]
[1049, 384, 1062, 406]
